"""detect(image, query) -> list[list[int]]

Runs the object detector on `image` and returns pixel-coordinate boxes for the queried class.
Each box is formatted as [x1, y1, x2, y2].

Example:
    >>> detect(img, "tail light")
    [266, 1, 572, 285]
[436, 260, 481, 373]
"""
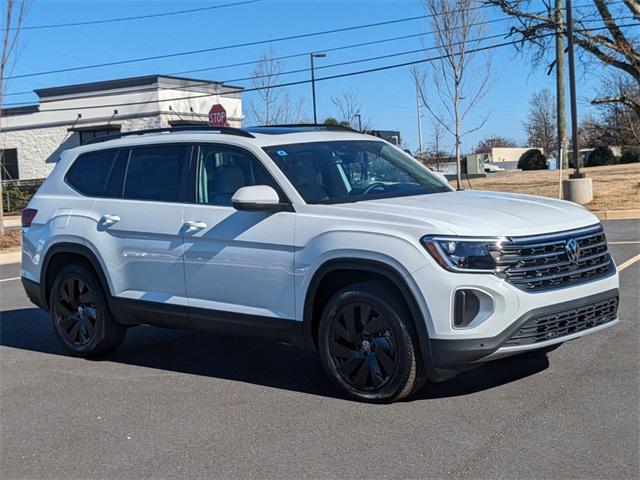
[21, 208, 37, 227]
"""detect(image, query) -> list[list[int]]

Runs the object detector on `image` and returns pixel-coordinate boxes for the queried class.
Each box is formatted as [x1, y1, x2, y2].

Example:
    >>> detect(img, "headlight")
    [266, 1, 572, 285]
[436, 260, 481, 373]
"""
[421, 236, 503, 272]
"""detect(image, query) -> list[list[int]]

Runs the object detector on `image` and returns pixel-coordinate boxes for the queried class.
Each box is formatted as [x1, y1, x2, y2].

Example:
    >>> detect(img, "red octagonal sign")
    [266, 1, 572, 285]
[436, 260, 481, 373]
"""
[208, 104, 227, 127]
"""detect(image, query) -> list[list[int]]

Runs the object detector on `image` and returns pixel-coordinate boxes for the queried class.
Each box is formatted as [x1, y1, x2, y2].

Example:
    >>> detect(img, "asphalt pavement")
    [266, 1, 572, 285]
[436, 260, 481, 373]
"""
[1, 220, 638, 479]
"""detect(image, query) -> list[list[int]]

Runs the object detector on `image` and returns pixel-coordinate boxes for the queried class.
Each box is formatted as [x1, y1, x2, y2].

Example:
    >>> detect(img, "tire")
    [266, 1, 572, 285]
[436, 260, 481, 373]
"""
[318, 281, 421, 403]
[49, 264, 126, 357]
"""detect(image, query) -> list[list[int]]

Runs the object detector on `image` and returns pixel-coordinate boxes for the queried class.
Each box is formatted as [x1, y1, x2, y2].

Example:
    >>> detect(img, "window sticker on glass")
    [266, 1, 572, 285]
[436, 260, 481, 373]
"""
[276, 150, 288, 157]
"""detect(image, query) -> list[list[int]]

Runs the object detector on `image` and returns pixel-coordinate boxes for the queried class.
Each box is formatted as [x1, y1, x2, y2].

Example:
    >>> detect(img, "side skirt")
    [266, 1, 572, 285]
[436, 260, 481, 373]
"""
[110, 297, 305, 347]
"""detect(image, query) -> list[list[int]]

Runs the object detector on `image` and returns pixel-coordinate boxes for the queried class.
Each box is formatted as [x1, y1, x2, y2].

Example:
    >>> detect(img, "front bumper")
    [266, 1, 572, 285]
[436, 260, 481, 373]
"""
[428, 288, 619, 368]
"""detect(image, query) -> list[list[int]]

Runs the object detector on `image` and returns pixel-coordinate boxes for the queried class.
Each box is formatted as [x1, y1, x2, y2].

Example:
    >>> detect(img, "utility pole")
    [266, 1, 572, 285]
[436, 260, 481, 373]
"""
[566, 0, 582, 178]
[415, 79, 424, 159]
[554, 0, 568, 169]
[309, 53, 326, 124]
[561, 0, 592, 203]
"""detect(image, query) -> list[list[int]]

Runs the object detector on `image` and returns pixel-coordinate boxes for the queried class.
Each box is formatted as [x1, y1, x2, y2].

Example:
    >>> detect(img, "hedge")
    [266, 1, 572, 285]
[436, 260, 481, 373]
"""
[619, 147, 640, 164]
[585, 146, 617, 167]
[518, 149, 547, 170]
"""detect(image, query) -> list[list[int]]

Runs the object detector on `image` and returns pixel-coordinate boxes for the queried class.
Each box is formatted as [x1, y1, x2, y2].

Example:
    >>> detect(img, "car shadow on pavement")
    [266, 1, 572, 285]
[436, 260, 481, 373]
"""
[1, 307, 549, 401]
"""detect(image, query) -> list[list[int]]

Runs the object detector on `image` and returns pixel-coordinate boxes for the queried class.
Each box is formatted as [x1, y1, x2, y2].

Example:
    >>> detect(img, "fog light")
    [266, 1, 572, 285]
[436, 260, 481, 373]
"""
[453, 289, 481, 328]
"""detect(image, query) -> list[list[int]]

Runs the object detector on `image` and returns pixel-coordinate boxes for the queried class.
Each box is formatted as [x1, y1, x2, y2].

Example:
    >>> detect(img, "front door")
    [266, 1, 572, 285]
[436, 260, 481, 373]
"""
[89, 144, 191, 327]
[182, 144, 296, 330]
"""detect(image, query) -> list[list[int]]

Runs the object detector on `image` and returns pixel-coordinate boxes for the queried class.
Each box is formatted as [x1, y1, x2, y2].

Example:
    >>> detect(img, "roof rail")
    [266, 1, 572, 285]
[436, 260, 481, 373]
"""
[249, 123, 360, 133]
[84, 125, 255, 144]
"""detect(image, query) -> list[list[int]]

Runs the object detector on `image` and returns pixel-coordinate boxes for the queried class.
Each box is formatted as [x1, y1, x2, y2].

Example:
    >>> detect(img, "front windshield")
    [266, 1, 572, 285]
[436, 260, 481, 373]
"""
[263, 140, 451, 204]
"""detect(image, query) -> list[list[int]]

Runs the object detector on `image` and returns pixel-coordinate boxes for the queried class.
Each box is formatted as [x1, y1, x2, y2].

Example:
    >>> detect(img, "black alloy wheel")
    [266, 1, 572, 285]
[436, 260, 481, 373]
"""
[329, 302, 398, 391]
[54, 277, 98, 346]
[50, 264, 126, 357]
[318, 281, 421, 403]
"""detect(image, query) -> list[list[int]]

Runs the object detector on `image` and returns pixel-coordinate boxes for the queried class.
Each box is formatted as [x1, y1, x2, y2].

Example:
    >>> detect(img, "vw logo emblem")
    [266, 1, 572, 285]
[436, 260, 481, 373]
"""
[565, 238, 581, 265]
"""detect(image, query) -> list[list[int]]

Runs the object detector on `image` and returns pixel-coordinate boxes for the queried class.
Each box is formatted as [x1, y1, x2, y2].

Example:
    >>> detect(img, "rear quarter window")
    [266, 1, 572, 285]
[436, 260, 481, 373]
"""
[66, 149, 118, 196]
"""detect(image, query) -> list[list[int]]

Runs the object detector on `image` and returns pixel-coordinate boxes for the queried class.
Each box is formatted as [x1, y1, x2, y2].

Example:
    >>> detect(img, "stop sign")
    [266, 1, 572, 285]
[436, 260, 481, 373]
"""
[208, 104, 227, 127]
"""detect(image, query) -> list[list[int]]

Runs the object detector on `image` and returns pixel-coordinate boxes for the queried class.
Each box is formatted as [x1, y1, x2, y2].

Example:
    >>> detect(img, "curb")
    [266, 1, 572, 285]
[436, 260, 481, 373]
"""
[0, 250, 21, 266]
[593, 209, 640, 220]
[1, 216, 21, 229]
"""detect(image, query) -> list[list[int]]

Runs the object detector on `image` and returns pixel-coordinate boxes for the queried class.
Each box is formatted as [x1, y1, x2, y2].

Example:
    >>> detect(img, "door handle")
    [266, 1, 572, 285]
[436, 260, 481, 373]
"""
[100, 214, 120, 225]
[184, 220, 207, 231]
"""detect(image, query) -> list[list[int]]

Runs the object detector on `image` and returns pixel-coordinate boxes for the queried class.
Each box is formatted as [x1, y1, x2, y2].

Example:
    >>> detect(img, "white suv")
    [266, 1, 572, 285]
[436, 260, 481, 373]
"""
[20, 125, 619, 402]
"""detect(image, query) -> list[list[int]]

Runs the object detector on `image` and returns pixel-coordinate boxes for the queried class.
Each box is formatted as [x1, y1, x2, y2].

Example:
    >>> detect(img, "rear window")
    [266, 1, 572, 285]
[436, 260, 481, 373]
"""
[66, 150, 118, 196]
[122, 145, 190, 202]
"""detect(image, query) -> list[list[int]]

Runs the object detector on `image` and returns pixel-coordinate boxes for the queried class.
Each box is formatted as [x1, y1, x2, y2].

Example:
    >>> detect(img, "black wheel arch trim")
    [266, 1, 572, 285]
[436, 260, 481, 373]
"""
[302, 258, 438, 378]
[39, 242, 113, 311]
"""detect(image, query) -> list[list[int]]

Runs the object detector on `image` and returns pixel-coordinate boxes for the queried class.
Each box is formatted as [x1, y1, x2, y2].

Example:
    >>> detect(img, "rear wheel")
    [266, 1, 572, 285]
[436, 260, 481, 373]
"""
[318, 282, 421, 403]
[50, 264, 126, 357]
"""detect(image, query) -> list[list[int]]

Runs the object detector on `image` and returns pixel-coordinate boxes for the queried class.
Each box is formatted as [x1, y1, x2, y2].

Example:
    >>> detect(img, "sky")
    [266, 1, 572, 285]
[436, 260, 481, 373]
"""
[1, 0, 614, 153]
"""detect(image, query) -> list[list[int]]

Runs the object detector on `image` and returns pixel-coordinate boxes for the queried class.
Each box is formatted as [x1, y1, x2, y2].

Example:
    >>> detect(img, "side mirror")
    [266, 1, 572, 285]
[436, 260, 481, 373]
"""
[231, 185, 291, 212]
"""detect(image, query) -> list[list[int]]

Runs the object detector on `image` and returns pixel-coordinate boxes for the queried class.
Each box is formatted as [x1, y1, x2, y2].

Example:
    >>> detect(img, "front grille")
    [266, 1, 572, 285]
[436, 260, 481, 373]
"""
[504, 296, 618, 346]
[491, 225, 613, 291]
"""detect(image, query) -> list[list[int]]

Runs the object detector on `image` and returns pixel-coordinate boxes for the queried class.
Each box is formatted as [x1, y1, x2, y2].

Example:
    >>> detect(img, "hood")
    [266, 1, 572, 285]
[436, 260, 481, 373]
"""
[336, 190, 599, 237]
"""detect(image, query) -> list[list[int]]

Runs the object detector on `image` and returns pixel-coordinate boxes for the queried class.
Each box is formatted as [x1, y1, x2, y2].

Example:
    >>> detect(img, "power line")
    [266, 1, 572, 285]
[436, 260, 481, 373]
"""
[2, 16, 519, 103]
[5, 5, 500, 80]
[211, 14, 630, 85]
[10, 22, 636, 114]
[3, 0, 615, 86]
[3, 11, 624, 105]
[173, 13, 520, 77]
[2, 12, 518, 97]
[0, 0, 262, 31]
[171, 0, 623, 76]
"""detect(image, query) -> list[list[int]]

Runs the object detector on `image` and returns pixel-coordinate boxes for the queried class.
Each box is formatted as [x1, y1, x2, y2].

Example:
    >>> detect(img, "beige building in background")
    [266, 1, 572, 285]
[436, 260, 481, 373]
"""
[489, 147, 544, 163]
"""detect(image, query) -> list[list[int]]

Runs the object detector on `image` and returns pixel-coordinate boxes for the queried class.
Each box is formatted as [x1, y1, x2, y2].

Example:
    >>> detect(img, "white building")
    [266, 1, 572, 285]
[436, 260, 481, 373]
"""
[0, 75, 243, 180]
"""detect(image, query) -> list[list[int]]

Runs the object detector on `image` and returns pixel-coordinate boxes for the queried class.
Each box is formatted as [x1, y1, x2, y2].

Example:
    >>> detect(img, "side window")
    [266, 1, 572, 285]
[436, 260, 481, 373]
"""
[66, 149, 117, 196]
[196, 145, 279, 206]
[103, 152, 128, 198]
[123, 145, 190, 202]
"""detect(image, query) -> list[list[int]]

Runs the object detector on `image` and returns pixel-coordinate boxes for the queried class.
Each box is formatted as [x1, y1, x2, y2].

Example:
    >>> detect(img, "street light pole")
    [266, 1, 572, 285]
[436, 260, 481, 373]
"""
[352, 113, 362, 132]
[566, 0, 582, 178]
[560, 0, 592, 204]
[310, 53, 326, 124]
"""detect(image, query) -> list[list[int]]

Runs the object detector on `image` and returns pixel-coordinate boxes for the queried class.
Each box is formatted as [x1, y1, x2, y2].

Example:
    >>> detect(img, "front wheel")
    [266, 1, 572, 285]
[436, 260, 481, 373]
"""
[318, 282, 421, 403]
[50, 264, 126, 357]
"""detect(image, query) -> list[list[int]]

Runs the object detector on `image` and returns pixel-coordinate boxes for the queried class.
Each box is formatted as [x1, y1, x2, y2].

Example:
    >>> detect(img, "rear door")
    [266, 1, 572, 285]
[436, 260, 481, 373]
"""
[89, 143, 192, 327]
[182, 143, 296, 329]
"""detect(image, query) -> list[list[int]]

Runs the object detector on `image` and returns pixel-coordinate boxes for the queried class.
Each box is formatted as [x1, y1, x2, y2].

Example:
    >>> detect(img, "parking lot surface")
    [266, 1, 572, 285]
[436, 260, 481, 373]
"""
[1, 220, 638, 479]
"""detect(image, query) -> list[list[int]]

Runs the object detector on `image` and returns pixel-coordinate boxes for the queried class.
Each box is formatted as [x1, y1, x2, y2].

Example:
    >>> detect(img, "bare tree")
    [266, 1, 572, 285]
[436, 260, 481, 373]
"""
[245, 49, 304, 126]
[1, 0, 30, 235]
[330, 88, 371, 130]
[523, 89, 558, 155]
[414, 0, 493, 189]
[485, 0, 640, 113]
[424, 121, 450, 170]
[592, 73, 640, 145]
[577, 113, 605, 147]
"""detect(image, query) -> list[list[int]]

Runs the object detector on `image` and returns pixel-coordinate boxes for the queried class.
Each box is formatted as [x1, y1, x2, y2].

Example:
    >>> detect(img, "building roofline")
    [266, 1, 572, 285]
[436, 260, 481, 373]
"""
[0, 104, 40, 117]
[34, 74, 245, 98]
